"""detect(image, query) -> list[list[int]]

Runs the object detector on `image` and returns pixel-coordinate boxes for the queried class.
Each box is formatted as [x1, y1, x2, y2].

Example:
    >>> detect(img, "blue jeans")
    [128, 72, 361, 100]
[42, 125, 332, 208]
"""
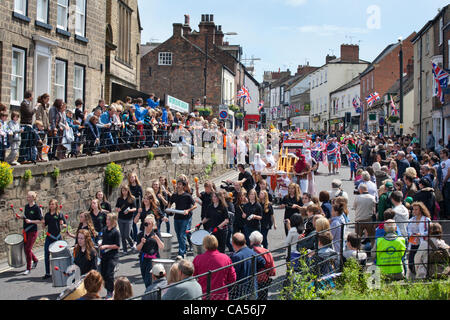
[140, 257, 153, 288]
[44, 236, 57, 275]
[174, 217, 191, 257]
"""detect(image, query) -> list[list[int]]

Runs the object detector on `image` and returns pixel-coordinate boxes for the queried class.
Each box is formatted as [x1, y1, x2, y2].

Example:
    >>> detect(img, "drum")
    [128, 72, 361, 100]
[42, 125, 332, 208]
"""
[190, 230, 209, 257]
[58, 275, 87, 300]
[4, 234, 24, 268]
[165, 208, 185, 216]
[159, 232, 173, 259]
[152, 258, 175, 276]
[50, 256, 72, 287]
[49, 240, 71, 258]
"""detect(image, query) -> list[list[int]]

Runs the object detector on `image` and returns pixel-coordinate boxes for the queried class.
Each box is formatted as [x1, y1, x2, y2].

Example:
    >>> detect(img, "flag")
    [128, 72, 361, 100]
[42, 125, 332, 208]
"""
[365, 93, 375, 107]
[390, 96, 399, 116]
[432, 62, 449, 104]
[258, 100, 264, 112]
[373, 92, 381, 101]
[352, 97, 362, 114]
[237, 86, 252, 104]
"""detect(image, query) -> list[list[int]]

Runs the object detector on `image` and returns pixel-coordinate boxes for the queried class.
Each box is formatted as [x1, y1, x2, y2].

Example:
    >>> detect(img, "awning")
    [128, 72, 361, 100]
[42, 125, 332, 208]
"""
[111, 82, 150, 102]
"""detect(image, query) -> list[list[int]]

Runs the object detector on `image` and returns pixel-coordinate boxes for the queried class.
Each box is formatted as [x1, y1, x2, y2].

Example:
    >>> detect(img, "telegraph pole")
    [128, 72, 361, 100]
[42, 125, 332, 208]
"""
[399, 38, 404, 135]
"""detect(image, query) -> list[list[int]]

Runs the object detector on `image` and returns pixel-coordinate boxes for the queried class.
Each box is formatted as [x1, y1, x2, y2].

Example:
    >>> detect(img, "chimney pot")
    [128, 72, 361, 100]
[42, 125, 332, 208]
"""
[184, 14, 190, 25]
[201, 14, 205, 22]
[210, 14, 214, 22]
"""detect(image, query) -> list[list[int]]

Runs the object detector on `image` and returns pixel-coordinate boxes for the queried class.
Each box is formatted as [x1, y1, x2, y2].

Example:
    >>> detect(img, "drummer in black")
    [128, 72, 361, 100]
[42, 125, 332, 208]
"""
[42, 199, 67, 280]
[242, 189, 263, 245]
[233, 189, 248, 235]
[21, 191, 43, 275]
[96, 191, 111, 213]
[89, 198, 107, 244]
[279, 183, 303, 236]
[73, 229, 98, 275]
[136, 215, 164, 288]
[99, 213, 121, 299]
[196, 181, 214, 231]
[229, 164, 254, 193]
[202, 192, 230, 253]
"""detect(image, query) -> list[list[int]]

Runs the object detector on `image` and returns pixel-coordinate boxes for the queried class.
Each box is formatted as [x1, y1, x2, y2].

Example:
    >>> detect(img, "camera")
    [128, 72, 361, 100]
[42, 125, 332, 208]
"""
[220, 180, 235, 192]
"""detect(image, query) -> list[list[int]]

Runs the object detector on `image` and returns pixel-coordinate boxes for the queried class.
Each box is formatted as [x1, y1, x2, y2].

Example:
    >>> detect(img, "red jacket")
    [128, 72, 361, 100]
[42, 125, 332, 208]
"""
[193, 250, 236, 300]
[252, 245, 276, 283]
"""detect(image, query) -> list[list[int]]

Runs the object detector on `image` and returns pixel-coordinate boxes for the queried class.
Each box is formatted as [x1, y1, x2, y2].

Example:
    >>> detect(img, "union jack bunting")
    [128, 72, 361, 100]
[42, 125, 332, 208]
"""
[352, 97, 362, 114]
[432, 62, 449, 104]
[258, 100, 264, 112]
[237, 86, 252, 104]
[390, 96, 399, 116]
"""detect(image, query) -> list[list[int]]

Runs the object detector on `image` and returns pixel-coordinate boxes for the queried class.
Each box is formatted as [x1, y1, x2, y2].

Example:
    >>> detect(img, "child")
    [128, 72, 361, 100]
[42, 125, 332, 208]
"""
[348, 151, 361, 181]
[308, 232, 339, 276]
[6, 111, 22, 165]
[33, 120, 47, 162]
[389, 160, 398, 182]
[343, 232, 367, 266]
[66, 109, 81, 157]
[354, 168, 364, 190]
[0, 112, 8, 162]
[42, 199, 67, 280]
[276, 171, 291, 204]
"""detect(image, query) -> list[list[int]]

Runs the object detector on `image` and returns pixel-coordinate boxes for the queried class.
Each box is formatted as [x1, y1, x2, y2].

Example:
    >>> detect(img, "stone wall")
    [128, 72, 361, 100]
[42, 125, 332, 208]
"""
[0, 147, 229, 258]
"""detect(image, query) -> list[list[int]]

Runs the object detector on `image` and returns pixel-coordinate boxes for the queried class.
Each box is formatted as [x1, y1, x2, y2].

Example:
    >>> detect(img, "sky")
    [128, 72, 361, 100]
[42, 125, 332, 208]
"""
[138, 0, 449, 82]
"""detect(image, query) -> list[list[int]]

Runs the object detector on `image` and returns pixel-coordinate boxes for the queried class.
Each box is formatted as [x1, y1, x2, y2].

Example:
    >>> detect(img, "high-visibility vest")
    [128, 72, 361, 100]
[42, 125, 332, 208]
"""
[376, 236, 406, 275]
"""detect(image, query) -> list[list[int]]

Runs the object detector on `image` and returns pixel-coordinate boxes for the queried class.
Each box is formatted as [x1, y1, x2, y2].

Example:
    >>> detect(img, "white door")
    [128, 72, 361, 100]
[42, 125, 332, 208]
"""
[35, 53, 51, 99]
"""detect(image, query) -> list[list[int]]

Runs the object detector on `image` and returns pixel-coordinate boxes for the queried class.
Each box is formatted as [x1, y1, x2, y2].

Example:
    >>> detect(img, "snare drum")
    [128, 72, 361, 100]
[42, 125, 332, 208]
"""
[190, 230, 209, 257]
[49, 240, 71, 258]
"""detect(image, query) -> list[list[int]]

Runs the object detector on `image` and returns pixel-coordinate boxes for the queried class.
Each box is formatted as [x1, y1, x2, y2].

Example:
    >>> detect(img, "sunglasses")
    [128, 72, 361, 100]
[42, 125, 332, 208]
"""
[144, 222, 151, 227]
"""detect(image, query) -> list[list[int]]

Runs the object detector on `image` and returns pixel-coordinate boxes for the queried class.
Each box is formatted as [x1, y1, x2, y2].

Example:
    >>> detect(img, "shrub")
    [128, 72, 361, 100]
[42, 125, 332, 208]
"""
[105, 162, 123, 188]
[235, 112, 244, 119]
[23, 169, 32, 182]
[51, 167, 60, 180]
[0, 162, 13, 190]
[147, 151, 155, 161]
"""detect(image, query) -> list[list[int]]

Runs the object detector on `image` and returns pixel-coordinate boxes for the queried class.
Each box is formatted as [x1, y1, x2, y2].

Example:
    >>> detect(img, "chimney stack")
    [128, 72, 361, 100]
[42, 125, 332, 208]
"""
[340, 44, 359, 62]
[199, 13, 216, 47]
[406, 59, 414, 76]
[215, 25, 224, 46]
[296, 65, 317, 77]
[326, 54, 336, 64]
[183, 14, 191, 36]
[173, 23, 183, 37]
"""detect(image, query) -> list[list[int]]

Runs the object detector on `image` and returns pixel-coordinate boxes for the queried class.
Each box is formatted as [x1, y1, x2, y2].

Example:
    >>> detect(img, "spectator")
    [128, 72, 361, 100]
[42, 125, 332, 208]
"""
[426, 131, 435, 152]
[330, 204, 346, 254]
[330, 179, 348, 202]
[6, 111, 22, 165]
[308, 231, 339, 276]
[359, 171, 378, 201]
[377, 181, 394, 221]
[413, 177, 436, 216]
[439, 149, 450, 219]
[249, 231, 275, 300]
[78, 270, 103, 300]
[229, 233, 265, 300]
[193, 235, 236, 300]
[343, 232, 367, 266]
[143, 264, 168, 300]
[285, 213, 305, 254]
[374, 219, 406, 280]
[18, 90, 35, 164]
[353, 184, 376, 248]
[390, 191, 409, 238]
[113, 277, 133, 300]
[319, 191, 332, 219]
[396, 151, 410, 180]
[162, 259, 202, 300]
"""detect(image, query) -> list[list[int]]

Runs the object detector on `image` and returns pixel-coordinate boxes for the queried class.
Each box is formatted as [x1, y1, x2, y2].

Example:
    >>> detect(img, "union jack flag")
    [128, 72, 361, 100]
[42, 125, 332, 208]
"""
[390, 96, 399, 116]
[352, 97, 362, 114]
[432, 62, 449, 104]
[258, 100, 264, 112]
[365, 92, 380, 107]
[237, 86, 252, 104]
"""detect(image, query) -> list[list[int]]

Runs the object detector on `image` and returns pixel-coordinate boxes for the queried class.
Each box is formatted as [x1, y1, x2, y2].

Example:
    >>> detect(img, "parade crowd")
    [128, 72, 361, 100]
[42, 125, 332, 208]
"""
[8, 95, 450, 299]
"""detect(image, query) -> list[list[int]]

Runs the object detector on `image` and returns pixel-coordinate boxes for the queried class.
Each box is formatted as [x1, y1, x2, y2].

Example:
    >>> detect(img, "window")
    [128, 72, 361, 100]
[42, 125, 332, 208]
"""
[324, 70, 327, 82]
[74, 64, 84, 101]
[425, 32, 430, 55]
[118, 1, 132, 64]
[320, 73, 323, 84]
[14, 0, 27, 15]
[57, 0, 68, 30]
[75, 0, 86, 37]
[425, 72, 430, 100]
[36, 0, 48, 23]
[417, 41, 422, 59]
[439, 17, 443, 46]
[158, 52, 172, 65]
[371, 74, 374, 90]
[11, 47, 26, 106]
[54, 59, 66, 100]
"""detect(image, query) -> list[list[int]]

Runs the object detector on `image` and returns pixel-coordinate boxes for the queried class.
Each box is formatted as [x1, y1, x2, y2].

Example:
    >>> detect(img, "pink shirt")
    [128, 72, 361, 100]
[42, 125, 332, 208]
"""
[193, 250, 236, 300]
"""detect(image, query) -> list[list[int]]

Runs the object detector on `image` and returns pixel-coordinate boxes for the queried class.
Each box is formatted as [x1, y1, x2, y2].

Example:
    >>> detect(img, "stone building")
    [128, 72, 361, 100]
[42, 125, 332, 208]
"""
[105, 0, 142, 104]
[0, 0, 105, 111]
[412, 5, 450, 148]
[140, 14, 241, 113]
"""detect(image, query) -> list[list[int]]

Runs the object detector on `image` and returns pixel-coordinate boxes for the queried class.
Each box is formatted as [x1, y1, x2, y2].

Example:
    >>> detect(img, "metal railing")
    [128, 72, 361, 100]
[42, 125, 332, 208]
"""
[129, 219, 450, 301]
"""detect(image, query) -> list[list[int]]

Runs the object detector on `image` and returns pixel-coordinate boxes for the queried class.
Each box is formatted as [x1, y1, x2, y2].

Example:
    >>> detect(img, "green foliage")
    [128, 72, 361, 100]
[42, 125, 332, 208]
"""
[51, 167, 60, 180]
[23, 169, 32, 182]
[197, 108, 212, 117]
[281, 257, 450, 300]
[229, 105, 240, 113]
[388, 116, 399, 123]
[105, 162, 124, 188]
[147, 151, 155, 161]
[0, 162, 13, 190]
[235, 112, 244, 119]
[204, 164, 212, 175]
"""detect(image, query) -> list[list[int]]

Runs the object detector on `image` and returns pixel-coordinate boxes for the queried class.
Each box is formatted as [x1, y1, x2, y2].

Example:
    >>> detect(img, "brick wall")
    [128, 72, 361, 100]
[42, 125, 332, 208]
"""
[0, 147, 230, 259]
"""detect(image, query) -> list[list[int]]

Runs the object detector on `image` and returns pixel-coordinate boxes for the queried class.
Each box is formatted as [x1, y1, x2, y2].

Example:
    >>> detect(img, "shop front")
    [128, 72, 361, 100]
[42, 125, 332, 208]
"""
[244, 114, 260, 130]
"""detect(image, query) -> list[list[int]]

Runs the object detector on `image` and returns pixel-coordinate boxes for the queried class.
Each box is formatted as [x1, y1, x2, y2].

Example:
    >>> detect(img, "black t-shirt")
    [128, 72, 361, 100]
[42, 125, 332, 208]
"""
[90, 210, 107, 234]
[169, 192, 195, 220]
[74, 248, 97, 275]
[100, 201, 111, 213]
[242, 201, 262, 230]
[261, 204, 274, 230]
[234, 203, 246, 228]
[157, 191, 169, 211]
[137, 230, 161, 257]
[255, 186, 273, 202]
[101, 227, 121, 258]
[205, 204, 229, 231]
[282, 195, 303, 220]
[130, 184, 143, 209]
[199, 191, 213, 220]
[23, 203, 43, 233]
[239, 171, 254, 192]
[44, 212, 66, 237]
[116, 197, 136, 220]
[138, 205, 163, 230]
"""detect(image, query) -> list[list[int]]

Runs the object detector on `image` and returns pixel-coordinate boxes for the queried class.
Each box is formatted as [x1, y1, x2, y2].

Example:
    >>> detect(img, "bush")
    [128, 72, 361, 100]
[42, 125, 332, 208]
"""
[0, 162, 13, 190]
[235, 112, 244, 119]
[105, 162, 123, 188]
[147, 151, 155, 161]
[23, 169, 32, 182]
[51, 167, 60, 180]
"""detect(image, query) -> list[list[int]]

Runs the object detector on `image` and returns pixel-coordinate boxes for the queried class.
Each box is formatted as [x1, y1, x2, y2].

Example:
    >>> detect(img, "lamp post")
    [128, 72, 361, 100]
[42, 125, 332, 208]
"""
[398, 38, 404, 136]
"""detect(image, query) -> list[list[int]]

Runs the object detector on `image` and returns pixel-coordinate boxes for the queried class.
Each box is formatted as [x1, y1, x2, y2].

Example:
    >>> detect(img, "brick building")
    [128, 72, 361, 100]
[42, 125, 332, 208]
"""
[412, 5, 450, 148]
[140, 14, 242, 113]
[0, 0, 105, 111]
[105, 0, 142, 104]
[359, 32, 416, 132]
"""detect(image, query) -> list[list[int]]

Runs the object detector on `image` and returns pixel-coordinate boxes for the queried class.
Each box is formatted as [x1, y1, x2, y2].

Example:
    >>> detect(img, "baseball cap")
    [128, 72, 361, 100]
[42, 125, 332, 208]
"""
[331, 179, 342, 188]
[151, 264, 166, 276]
[405, 197, 414, 205]
[385, 181, 394, 191]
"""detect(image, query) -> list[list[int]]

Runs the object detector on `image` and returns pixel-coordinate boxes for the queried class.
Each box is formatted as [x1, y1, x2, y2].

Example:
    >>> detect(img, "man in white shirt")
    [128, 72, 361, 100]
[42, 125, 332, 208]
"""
[390, 191, 409, 238]
[359, 171, 378, 202]
[353, 184, 376, 247]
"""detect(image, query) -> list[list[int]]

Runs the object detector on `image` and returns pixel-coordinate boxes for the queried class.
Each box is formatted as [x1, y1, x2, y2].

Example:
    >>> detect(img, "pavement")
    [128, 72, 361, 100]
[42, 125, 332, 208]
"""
[1, 163, 448, 300]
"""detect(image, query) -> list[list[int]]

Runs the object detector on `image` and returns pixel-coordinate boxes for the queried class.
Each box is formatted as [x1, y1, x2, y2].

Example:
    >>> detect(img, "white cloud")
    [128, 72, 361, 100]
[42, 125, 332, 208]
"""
[297, 24, 370, 37]
[284, 0, 307, 6]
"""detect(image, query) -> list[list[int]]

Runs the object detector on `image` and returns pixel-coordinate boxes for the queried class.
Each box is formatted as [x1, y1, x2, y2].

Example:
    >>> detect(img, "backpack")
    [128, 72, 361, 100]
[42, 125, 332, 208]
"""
[427, 239, 450, 279]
